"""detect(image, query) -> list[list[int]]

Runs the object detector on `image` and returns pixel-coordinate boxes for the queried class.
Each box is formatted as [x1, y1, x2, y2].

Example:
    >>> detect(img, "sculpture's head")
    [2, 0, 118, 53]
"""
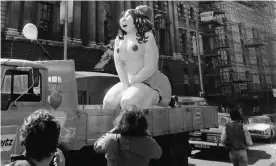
[118, 6, 154, 44]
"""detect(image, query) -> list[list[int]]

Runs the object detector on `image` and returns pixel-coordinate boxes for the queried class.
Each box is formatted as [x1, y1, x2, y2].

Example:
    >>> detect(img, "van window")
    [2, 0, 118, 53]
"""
[48, 76, 62, 92]
[1, 70, 42, 110]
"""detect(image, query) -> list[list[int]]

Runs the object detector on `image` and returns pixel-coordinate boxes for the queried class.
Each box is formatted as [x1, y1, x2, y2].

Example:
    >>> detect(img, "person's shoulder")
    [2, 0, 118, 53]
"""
[105, 133, 119, 144]
[142, 136, 158, 144]
[6, 160, 32, 166]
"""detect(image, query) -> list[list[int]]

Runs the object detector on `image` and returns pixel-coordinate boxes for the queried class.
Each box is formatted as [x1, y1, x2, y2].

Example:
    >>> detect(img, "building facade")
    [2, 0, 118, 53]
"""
[1, 1, 276, 114]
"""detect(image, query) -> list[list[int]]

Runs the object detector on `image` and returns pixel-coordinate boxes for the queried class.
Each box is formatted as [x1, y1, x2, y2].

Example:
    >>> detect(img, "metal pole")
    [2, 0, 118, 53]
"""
[196, 32, 204, 95]
[64, 1, 68, 60]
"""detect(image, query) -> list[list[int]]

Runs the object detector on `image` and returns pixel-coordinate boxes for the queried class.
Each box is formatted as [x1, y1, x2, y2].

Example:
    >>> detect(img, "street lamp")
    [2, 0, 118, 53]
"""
[192, 33, 204, 97]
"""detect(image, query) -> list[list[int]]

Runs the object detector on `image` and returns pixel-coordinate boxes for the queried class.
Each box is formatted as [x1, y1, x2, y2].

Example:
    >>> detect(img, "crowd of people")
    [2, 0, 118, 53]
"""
[218, 104, 262, 116]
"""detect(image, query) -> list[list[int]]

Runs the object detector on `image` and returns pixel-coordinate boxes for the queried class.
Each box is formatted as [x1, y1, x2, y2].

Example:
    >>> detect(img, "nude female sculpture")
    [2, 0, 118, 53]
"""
[103, 6, 172, 109]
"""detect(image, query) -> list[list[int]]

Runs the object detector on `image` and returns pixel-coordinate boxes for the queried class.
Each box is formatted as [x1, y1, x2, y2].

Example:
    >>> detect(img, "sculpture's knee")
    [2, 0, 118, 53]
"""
[103, 97, 119, 109]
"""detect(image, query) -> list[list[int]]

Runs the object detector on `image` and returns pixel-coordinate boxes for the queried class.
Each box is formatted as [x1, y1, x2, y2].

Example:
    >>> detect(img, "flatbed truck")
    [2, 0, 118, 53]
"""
[1, 59, 218, 166]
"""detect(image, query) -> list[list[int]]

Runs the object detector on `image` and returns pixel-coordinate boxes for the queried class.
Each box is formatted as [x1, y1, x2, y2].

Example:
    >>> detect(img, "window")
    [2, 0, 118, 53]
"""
[38, 2, 54, 40]
[252, 27, 259, 39]
[159, 29, 166, 55]
[1, 70, 42, 110]
[180, 31, 187, 54]
[189, 7, 195, 20]
[240, 39, 247, 65]
[154, 1, 168, 11]
[177, 3, 185, 19]
[48, 76, 62, 92]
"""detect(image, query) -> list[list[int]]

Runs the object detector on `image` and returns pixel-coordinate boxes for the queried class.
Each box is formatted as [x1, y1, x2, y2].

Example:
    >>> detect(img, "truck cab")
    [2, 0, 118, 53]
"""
[1, 59, 49, 162]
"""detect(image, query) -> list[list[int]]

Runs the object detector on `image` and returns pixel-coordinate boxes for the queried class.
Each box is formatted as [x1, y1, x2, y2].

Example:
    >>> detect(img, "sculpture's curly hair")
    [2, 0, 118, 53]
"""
[113, 105, 149, 136]
[20, 109, 61, 162]
[118, 9, 154, 44]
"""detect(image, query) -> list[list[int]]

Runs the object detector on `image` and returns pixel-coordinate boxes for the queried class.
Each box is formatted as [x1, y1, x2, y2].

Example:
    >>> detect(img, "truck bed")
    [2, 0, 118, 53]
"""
[76, 106, 218, 145]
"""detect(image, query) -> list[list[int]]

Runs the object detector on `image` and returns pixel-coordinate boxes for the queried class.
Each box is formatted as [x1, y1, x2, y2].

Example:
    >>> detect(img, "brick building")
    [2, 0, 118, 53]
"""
[1, 1, 276, 114]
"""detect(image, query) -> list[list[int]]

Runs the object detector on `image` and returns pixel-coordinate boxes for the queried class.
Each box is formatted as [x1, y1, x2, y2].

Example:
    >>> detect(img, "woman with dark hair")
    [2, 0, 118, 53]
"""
[7, 109, 65, 166]
[94, 105, 162, 166]
[103, 5, 171, 110]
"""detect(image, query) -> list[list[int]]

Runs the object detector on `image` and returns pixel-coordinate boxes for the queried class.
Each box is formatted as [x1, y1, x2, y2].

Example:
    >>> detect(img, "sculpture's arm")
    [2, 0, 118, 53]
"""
[131, 32, 158, 84]
[114, 37, 130, 89]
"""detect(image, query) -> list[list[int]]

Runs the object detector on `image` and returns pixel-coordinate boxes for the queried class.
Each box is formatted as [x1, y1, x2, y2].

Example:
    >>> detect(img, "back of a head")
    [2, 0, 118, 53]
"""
[114, 105, 149, 136]
[229, 109, 242, 122]
[20, 109, 61, 162]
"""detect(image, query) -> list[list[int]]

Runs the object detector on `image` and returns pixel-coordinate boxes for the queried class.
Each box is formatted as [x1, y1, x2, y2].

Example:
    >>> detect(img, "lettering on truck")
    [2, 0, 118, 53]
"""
[1, 135, 16, 152]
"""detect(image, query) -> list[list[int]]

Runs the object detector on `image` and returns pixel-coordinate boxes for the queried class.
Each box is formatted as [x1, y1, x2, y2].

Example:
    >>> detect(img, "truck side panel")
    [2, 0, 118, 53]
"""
[80, 106, 218, 146]
[203, 106, 219, 129]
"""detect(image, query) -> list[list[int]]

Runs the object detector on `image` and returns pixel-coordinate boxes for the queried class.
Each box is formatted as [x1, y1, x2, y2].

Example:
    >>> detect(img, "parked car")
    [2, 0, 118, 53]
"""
[245, 115, 276, 141]
[172, 96, 208, 107]
[189, 113, 231, 150]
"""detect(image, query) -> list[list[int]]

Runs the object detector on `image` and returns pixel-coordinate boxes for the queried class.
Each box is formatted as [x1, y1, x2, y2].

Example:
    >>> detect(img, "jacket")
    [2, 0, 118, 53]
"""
[94, 133, 162, 166]
[5, 149, 65, 166]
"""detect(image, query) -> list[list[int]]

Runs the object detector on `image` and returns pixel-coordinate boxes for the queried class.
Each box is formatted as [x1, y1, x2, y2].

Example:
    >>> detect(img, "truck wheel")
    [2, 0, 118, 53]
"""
[170, 133, 189, 166]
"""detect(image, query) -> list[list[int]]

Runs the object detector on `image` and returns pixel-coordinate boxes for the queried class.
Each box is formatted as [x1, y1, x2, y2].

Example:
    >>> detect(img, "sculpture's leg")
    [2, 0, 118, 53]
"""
[103, 82, 125, 109]
[120, 83, 159, 110]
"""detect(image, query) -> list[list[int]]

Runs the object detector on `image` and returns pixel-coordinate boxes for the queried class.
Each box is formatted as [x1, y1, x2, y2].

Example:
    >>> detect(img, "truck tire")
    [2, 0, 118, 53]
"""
[150, 133, 189, 166]
[170, 133, 189, 166]
[79, 146, 106, 166]
[150, 135, 171, 166]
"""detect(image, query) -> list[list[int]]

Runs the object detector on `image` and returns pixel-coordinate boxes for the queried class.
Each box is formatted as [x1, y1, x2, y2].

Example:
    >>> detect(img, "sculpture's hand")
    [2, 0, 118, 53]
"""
[129, 76, 136, 85]
[123, 82, 131, 90]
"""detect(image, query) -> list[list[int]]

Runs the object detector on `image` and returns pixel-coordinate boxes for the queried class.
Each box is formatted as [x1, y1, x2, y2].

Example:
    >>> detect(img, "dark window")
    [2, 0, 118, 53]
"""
[240, 39, 247, 65]
[159, 29, 166, 55]
[190, 7, 194, 20]
[38, 2, 53, 40]
[238, 23, 243, 36]
[181, 32, 187, 53]
[252, 27, 259, 39]
[177, 3, 185, 18]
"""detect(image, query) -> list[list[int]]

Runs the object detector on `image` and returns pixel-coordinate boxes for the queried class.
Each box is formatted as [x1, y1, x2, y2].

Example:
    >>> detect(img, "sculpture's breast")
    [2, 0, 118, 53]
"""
[117, 38, 145, 62]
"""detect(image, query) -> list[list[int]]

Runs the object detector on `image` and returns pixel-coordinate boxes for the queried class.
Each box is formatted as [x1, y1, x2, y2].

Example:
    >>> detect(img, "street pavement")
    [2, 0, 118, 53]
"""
[189, 139, 276, 166]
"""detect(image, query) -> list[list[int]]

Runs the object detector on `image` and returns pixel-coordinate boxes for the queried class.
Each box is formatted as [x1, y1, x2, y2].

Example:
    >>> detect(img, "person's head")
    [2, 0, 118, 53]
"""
[229, 109, 243, 122]
[113, 105, 149, 136]
[118, 7, 154, 43]
[20, 109, 61, 162]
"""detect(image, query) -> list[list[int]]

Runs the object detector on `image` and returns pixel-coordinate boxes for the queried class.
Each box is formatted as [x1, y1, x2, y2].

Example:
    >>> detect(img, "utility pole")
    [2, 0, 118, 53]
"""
[64, 1, 68, 60]
[192, 33, 204, 97]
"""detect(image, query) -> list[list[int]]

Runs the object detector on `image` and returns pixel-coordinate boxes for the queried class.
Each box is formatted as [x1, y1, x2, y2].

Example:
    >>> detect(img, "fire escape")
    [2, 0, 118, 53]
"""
[200, 1, 274, 102]
[199, 1, 232, 99]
